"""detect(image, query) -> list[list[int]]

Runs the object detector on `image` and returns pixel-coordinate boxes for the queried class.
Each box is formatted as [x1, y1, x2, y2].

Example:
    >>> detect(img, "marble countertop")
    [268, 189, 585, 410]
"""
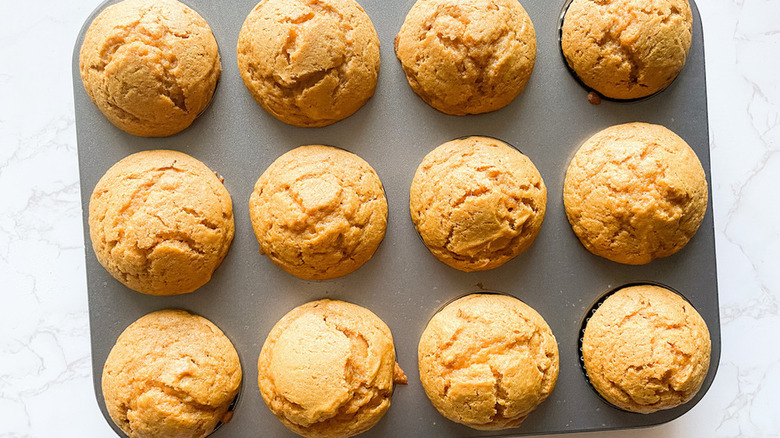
[1, 0, 778, 436]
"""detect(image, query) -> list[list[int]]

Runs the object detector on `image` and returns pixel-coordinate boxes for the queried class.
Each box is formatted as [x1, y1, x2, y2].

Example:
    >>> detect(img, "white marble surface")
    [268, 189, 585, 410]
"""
[1, 0, 778, 436]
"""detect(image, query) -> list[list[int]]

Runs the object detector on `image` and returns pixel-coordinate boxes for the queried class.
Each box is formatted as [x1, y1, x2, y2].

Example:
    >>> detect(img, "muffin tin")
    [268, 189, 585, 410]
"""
[73, 0, 719, 436]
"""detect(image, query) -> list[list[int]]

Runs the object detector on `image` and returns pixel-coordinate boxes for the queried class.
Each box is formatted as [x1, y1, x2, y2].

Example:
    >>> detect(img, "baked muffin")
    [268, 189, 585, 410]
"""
[395, 0, 536, 115]
[237, 0, 380, 127]
[419, 294, 559, 429]
[410, 136, 546, 271]
[258, 299, 406, 438]
[249, 145, 387, 280]
[102, 310, 242, 438]
[563, 122, 708, 265]
[582, 284, 711, 413]
[79, 0, 221, 137]
[561, 0, 693, 100]
[89, 150, 234, 295]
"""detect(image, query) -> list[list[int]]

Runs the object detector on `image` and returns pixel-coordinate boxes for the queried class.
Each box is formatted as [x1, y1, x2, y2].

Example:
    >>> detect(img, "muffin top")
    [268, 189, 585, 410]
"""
[582, 284, 711, 413]
[249, 145, 387, 280]
[418, 294, 559, 429]
[258, 299, 404, 438]
[79, 0, 221, 136]
[561, 0, 693, 99]
[395, 0, 536, 115]
[563, 122, 707, 264]
[102, 310, 242, 438]
[89, 150, 234, 295]
[237, 0, 380, 127]
[410, 136, 546, 271]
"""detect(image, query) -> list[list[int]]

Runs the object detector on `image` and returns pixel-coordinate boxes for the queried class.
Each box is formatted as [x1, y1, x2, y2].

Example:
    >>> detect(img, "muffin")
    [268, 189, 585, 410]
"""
[102, 310, 242, 438]
[237, 0, 380, 127]
[89, 150, 234, 295]
[418, 294, 559, 429]
[258, 299, 406, 438]
[395, 0, 536, 115]
[563, 122, 708, 265]
[409, 136, 546, 271]
[79, 0, 221, 137]
[249, 145, 387, 280]
[561, 0, 693, 100]
[582, 284, 711, 413]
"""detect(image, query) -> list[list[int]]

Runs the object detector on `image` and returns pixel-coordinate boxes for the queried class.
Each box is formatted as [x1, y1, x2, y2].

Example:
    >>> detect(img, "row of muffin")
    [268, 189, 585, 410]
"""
[89, 122, 708, 295]
[103, 285, 712, 438]
[79, 0, 694, 137]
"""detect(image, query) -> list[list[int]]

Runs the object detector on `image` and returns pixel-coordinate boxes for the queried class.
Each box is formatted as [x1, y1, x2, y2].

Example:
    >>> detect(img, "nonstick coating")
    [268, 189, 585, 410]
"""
[74, 0, 719, 436]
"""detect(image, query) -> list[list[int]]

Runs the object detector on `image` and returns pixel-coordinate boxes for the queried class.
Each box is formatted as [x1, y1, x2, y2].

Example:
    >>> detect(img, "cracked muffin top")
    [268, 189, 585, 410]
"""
[409, 136, 546, 272]
[582, 284, 711, 413]
[249, 145, 387, 280]
[395, 0, 536, 115]
[561, 0, 693, 100]
[102, 309, 242, 438]
[237, 0, 380, 127]
[258, 299, 406, 438]
[563, 122, 708, 265]
[418, 293, 559, 430]
[79, 0, 221, 137]
[89, 150, 234, 295]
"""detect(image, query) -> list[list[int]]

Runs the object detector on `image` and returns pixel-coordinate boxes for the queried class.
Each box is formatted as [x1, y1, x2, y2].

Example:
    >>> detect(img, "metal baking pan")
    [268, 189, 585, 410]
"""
[73, 0, 719, 436]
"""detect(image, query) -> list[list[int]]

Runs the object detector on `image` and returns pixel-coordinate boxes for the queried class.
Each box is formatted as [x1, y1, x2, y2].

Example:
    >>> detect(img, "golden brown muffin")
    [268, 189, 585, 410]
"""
[249, 146, 387, 280]
[395, 0, 536, 115]
[409, 136, 546, 271]
[102, 310, 242, 438]
[258, 299, 405, 438]
[582, 285, 711, 413]
[563, 122, 708, 265]
[89, 150, 234, 295]
[561, 0, 693, 100]
[418, 294, 559, 430]
[237, 0, 380, 127]
[79, 0, 221, 137]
